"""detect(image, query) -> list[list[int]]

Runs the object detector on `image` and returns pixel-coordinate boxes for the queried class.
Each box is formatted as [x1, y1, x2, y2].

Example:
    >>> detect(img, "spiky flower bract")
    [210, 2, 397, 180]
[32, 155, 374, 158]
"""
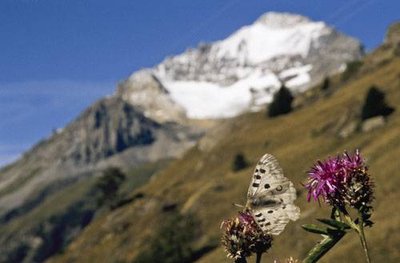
[221, 211, 272, 261]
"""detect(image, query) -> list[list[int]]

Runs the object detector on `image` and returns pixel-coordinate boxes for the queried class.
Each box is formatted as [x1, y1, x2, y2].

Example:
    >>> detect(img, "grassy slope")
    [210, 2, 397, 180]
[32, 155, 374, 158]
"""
[0, 160, 169, 233]
[0, 160, 168, 263]
[49, 55, 400, 263]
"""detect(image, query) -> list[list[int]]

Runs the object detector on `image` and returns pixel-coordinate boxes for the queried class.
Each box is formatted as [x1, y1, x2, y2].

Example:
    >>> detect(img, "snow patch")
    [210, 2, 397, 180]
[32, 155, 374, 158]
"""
[164, 81, 248, 119]
[163, 70, 285, 119]
[161, 65, 311, 119]
[280, 64, 312, 91]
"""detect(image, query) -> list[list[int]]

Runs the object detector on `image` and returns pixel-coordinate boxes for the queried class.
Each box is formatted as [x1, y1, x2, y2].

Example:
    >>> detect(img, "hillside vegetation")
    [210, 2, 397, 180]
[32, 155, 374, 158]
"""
[49, 30, 400, 263]
[0, 160, 169, 263]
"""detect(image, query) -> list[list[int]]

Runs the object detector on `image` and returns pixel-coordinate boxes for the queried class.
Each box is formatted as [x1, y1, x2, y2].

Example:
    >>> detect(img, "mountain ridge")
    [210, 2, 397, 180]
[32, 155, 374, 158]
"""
[0, 12, 366, 263]
[49, 23, 400, 262]
[136, 12, 363, 119]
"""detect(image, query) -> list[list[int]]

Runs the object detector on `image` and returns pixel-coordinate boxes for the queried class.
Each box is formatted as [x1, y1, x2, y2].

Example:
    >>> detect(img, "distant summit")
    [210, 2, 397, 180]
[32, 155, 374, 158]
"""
[256, 12, 312, 27]
[119, 12, 363, 119]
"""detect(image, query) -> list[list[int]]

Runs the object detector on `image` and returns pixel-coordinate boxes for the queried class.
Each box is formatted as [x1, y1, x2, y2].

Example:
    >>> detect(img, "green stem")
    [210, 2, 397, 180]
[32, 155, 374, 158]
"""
[343, 213, 359, 230]
[302, 230, 346, 263]
[358, 211, 371, 263]
[342, 208, 371, 263]
[255, 252, 262, 263]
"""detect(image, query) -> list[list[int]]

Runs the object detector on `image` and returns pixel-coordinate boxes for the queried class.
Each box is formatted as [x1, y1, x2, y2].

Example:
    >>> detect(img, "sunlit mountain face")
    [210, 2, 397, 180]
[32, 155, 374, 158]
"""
[119, 12, 362, 121]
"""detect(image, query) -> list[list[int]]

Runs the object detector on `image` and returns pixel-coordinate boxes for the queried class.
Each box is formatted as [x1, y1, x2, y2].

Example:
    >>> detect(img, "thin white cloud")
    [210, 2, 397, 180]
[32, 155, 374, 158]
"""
[0, 154, 21, 168]
[0, 79, 115, 123]
[0, 144, 27, 168]
[0, 79, 116, 168]
[0, 79, 115, 96]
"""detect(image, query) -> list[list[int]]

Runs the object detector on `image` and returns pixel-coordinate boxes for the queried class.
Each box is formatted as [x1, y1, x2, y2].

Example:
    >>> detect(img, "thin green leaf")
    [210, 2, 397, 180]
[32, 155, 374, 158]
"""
[302, 224, 329, 235]
[326, 228, 346, 236]
[317, 218, 351, 230]
[302, 230, 346, 263]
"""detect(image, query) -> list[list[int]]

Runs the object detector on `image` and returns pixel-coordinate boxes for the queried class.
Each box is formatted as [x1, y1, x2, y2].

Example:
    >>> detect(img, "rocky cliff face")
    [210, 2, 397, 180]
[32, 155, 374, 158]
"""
[0, 94, 202, 262]
[64, 97, 158, 164]
[0, 95, 201, 218]
[116, 70, 187, 124]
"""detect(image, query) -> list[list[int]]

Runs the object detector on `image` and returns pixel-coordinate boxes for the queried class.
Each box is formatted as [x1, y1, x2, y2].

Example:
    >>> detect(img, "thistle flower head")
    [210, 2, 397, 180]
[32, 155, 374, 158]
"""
[340, 164, 374, 213]
[305, 156, 345, 202]
[238, 211, 254, 225]
[221, 211, 272, 261]
[305, 150, 374, 213]
[342, 149, 364, 170]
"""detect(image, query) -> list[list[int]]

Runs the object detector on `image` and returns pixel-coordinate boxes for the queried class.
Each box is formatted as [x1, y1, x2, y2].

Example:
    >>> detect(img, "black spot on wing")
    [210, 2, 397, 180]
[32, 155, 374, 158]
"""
[257, 218, 266, 223]
[268, 210, 273, 214]
[255, 174, 261, 179]
[252, 183, 260, 187]
[260, 169, 266, 173]
[264, 183, 270, 189]
[255, 213, 262, 217]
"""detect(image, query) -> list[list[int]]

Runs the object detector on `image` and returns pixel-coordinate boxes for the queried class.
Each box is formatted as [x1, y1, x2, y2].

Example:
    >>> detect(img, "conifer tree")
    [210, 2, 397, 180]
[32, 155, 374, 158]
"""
[361, 86, 394, 120]
[268, 85, 294, 117]
[95, 167, 126, 206]
[232, 153, 248, 172]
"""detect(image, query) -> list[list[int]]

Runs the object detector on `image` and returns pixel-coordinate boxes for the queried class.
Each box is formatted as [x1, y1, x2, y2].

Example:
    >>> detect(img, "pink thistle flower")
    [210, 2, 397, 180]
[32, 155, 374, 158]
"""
[305, 157, 346, 202]
[342, 149, 364, 170]
[238, 211, 255, 226]
[305, 150, 374, 212]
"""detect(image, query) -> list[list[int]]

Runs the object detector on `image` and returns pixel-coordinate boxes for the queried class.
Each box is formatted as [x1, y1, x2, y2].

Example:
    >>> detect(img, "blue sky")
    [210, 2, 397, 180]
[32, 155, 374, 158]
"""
[0, 0, 399, 167]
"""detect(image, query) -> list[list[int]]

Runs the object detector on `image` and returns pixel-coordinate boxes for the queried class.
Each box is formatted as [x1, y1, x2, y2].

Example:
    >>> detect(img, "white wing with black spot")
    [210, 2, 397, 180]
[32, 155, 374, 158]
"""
[247, 154, 285, 198]
[251, 202, 300, 235]
[246, 153, 300, 235]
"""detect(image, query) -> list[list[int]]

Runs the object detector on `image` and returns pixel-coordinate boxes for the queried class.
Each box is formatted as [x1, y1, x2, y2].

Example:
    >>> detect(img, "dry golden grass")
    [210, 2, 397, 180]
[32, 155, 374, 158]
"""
[50, 55, 400, 263]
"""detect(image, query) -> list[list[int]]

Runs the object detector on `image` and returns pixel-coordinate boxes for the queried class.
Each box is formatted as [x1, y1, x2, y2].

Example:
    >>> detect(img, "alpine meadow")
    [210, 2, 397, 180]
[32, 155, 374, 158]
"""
[1, 7, 400, 263]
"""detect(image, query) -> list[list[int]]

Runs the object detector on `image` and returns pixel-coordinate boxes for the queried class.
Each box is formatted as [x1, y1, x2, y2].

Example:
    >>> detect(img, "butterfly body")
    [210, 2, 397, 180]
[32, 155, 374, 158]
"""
[246, 195, 282, 209]
[245, 154, 300, 235]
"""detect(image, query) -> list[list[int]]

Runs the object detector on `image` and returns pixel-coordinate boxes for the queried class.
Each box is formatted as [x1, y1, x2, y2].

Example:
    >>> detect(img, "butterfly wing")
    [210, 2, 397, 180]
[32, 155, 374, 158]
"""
[247, 153, 285, 198]
[247, 153, 300, 235]
[251, 204, 300, 235]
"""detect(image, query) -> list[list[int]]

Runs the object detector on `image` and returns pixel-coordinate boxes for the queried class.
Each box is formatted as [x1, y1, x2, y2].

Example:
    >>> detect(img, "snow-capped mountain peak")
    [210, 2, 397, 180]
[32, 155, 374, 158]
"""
[119, 12, 363, 120]
[216, 14, 329, 65]
[255, 12, 312, 27]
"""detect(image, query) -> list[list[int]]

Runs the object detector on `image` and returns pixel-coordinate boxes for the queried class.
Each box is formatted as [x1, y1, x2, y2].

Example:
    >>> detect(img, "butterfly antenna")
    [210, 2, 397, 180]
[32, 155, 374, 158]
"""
[233, 203, 244, 208]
